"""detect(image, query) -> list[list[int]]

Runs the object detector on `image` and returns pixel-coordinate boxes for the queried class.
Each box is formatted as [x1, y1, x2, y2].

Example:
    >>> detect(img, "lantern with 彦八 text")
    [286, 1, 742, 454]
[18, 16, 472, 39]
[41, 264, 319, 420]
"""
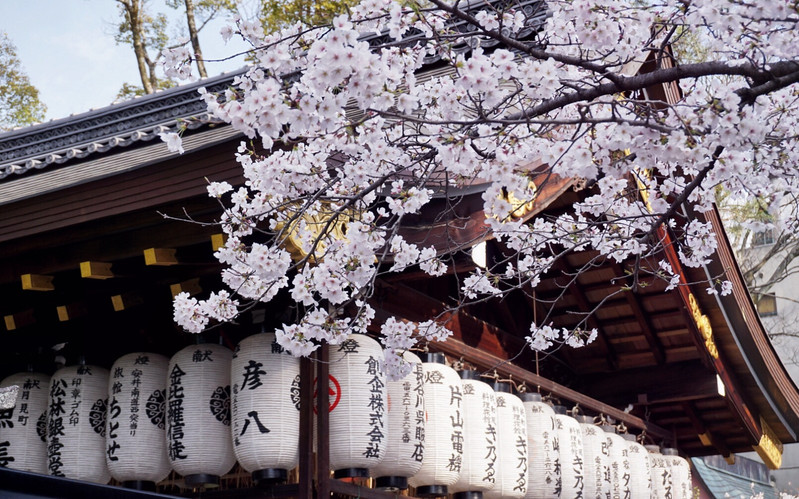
[484, 383, 527, 499]
[0, 371, 50, 473]
[408, 352, 463, 497]
[47, 363, 110, 484]
[167, 343, 236, 487]
[105, 352, 171, 490]
[231, 332, 300, 484]
[371, 350, 425, 491]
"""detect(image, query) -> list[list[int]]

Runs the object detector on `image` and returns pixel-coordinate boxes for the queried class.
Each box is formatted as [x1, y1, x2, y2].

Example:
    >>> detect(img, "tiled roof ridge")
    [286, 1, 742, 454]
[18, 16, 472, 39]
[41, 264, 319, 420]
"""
[0, 69, 245, 180]
[0, 0, 549, 180]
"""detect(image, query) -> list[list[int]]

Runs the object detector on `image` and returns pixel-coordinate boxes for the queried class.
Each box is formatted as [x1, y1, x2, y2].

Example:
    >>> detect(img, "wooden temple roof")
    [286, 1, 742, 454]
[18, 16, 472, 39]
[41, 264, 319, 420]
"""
[0, 44, 797, 474]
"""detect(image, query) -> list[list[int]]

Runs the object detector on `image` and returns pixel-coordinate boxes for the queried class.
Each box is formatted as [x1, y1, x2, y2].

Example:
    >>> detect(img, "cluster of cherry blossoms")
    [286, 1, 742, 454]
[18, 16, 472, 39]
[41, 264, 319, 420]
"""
[163, 0, 799, 378]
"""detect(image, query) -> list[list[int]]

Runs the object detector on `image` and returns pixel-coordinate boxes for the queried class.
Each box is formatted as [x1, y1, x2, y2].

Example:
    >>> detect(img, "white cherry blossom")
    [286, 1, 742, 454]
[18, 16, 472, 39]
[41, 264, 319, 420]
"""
[161, 0, 799, 378]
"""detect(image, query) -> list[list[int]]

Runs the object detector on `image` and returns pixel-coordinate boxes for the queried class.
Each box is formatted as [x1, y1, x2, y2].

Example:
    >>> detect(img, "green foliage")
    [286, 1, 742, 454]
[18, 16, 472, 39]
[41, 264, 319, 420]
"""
[165, 0, 238, 17]
[260, 0, 361, 32]
[116, 79, 176, 101]
[716, 187, 773, 239]
[115, 4, 170, 53]
[0, 32, 47, 131]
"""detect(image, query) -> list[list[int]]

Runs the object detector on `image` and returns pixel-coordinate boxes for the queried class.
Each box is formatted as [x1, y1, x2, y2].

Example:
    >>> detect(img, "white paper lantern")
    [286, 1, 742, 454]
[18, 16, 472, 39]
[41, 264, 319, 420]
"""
[577, 416, 608, 499]
[662, 448, 692, 499]
[484, 383, 527, 499]
[408, 353, 463, 497]
[105, 352, 171, 489]
[371, 351, 425, 491]
[521, 393, 559, 499]
[602, 425, 630, 499]
[231, 332, 300, 483]
[646, 445, 671, 499]
[0, 372, 50, 473]
[553, 406, 584, 498]
[449, 370, 497, 498]
[46, 364, 110, 483]
[622, 434, 651, 499]
[327, 333, 387, 478]
[167, 343, 236, 487]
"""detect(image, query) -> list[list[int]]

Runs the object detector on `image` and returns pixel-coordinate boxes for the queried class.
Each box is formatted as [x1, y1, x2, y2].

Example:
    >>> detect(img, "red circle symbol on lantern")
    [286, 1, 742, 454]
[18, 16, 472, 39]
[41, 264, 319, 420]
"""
[313, 374, 341, 414]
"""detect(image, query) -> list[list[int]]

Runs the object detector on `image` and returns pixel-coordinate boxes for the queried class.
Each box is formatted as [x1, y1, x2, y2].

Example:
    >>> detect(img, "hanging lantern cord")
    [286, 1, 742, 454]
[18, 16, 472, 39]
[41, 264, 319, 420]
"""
[518, 382, 527, 394]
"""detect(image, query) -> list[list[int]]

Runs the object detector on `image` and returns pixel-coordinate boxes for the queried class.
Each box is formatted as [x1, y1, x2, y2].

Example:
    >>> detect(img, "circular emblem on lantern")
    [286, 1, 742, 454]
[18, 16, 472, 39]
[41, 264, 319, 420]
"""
[89, 398, 107, 437]
[37, 411, 47, 442]
[313, 374, 341, 414]
[209, 385, 231, 426]
[290, 374, 301, 411]
[146, 389, 166, 429]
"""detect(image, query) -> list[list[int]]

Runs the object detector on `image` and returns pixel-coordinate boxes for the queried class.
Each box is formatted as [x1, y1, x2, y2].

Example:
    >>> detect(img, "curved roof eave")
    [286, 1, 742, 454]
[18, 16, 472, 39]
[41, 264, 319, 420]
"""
[698, 205, 799, 442]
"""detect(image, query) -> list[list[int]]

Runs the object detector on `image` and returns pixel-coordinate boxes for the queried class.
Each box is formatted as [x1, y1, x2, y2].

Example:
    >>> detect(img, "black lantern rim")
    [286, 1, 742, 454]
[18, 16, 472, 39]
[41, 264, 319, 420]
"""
[333, 468, 369, 479]
[184, 473, 220, 488]
[415, 485, 448, 497]
[375, 476, 408, 491]
[453, 491, 484, 499]
[121, 480, 156, 491]
[253, 468, 288, 484]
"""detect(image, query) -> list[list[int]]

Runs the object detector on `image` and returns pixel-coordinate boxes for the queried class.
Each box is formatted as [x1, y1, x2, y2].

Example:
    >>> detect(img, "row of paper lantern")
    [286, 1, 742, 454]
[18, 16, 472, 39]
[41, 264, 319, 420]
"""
[0, 332, 691, 498]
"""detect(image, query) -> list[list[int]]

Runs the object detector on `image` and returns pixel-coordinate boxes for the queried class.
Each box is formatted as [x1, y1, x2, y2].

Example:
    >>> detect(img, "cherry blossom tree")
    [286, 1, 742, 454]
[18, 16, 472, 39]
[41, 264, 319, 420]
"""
[161, 0, 799, 378]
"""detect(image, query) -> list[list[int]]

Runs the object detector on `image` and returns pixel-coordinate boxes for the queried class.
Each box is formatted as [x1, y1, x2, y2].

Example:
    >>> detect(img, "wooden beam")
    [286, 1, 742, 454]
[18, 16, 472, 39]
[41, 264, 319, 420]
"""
[56, 303, 88, 322]
[583, 361, 717, 406]
[211, 233, 226, 252]
[79, 261, 114, 280]
[4, 309, 36, 331]
[612, 263, 666, 365]
[21, 273, 54, 291]
[316, 345, 331, 499]
[542, 257, 619, 371]
[659, 225, 763, 445]
[299, 356, 314, 499]
[682, 401, 733, 459]
[372, 280, 528, 363]
[435, 336, 672, 441]
[111, 293, 144, 312]
[170, 278, 202, 297]
[143, 247, 178, 266]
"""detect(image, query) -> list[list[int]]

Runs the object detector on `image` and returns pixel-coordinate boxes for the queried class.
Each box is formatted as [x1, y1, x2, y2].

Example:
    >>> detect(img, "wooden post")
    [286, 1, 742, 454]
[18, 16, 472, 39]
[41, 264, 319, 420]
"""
[317, 344, 330, 499]
[299, 356, 315, 499]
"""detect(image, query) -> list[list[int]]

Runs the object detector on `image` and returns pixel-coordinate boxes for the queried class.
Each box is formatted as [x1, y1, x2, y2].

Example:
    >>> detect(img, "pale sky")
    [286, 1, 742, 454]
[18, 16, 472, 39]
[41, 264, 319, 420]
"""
[0, 1, 253, 122]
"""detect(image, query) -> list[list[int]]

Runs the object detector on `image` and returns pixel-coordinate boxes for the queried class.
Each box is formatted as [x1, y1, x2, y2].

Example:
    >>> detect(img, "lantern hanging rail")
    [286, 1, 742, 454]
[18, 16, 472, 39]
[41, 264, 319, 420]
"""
[433, 336, 672, 441]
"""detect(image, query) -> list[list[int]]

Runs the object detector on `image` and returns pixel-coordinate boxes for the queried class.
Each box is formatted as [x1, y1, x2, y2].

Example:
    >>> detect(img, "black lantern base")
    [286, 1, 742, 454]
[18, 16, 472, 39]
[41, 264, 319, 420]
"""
[415, 485, 448, 497]
[375, 476, 408, 491]
[122, 480, 156, 491]
[185, 473, 220, 488]
[253, 468, 288, 484]
[453, 492, 483, 499]
[333, 468, 369, 479]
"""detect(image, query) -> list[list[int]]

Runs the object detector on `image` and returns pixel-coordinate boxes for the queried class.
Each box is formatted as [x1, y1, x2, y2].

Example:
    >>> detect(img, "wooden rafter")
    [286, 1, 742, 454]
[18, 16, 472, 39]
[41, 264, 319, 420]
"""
[682, 401, 733, 459]
[612, 263, 667, 365]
